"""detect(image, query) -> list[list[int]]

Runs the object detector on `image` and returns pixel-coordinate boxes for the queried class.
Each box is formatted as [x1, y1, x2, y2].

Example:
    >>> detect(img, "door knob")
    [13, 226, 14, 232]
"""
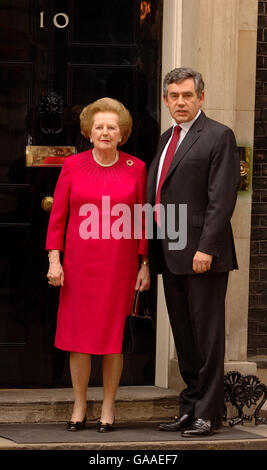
[41, 196, 53, 211]
[240, 160, 249, 177]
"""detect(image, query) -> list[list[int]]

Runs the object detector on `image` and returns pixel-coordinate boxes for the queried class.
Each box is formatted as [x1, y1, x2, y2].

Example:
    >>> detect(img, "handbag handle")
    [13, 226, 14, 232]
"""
[132, 289, 140, 315]
[131, 289, 151, 319]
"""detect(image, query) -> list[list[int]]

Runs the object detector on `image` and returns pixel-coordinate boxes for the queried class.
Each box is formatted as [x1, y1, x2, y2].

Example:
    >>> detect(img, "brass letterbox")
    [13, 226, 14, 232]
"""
[26, 146, 76, 167]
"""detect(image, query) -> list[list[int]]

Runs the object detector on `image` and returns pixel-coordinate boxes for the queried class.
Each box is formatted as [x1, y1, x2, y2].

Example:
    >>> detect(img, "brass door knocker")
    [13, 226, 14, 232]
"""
[38, 90, 64, 135]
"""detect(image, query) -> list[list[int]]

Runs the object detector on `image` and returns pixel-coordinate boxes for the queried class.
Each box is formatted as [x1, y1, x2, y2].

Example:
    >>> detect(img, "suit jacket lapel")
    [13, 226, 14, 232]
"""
[147, 128, 172, 201]
[165, 111, 206, 182]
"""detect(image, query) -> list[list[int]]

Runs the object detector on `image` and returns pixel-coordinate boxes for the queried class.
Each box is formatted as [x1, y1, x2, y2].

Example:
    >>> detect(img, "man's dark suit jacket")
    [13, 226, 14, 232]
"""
[147, 111, 240, 275]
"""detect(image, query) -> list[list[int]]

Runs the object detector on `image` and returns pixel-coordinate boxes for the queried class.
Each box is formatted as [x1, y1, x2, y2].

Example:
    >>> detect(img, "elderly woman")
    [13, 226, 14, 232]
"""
[46, 98, 150, 432]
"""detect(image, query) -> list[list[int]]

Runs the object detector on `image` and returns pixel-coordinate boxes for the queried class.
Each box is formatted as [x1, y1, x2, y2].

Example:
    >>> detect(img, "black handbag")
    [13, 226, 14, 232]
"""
[122, 289, 156, 355]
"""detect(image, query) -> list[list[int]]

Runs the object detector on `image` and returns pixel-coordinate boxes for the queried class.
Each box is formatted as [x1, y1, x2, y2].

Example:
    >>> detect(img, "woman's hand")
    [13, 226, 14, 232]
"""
[135, 264, 150, 292]
[47, 250, 64, 287]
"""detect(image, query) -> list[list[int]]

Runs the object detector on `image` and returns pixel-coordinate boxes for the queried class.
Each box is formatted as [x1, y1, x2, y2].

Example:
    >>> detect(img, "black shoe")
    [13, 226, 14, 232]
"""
[181, 418, 215, 437]
[96, 419, 115, 433]
[159, 413, 193, 432]
[67, 416, 87, 431]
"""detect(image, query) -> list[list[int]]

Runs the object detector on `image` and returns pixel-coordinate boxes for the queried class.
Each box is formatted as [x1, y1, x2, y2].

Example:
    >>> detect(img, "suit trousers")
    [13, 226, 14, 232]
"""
[162, 260, 228, 422]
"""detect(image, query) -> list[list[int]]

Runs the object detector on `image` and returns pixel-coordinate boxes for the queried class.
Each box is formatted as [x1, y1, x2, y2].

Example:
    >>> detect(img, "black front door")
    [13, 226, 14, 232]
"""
[0, 0, 162, 387]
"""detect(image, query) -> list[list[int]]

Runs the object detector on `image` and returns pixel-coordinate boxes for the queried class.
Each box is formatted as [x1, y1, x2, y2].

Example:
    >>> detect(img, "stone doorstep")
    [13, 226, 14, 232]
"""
[0, 386, 180, 424]
[0, 385, 267, 451]
[1, 384, 266, 425]
[1, 438, 267, 451]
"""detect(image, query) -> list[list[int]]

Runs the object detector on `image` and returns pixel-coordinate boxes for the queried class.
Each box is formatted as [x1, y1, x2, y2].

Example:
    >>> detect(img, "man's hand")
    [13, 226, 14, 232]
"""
[193, 251, 213, 274]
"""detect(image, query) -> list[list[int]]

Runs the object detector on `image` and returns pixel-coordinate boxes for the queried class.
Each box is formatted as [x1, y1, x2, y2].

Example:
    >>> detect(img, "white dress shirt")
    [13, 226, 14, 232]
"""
[156, 110, 202, 192]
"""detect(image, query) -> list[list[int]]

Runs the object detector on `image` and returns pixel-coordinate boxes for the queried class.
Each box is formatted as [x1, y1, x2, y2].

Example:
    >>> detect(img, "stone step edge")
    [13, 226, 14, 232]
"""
[1, 439, 267, 451]
[1, 385, 266, 424]
[0, 386, 180, 424]
[0, 386, 178, 404]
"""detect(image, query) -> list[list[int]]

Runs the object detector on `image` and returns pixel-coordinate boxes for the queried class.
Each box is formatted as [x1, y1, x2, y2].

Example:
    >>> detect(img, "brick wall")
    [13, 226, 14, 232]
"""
[248, 0, 267, 356]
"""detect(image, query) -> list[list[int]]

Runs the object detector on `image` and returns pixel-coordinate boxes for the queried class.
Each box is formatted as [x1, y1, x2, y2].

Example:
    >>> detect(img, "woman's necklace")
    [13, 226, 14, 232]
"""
[92, 149, 119, 167]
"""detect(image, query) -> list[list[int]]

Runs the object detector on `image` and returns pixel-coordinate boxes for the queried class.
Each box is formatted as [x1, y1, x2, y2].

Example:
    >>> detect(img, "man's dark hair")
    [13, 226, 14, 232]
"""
[163, 67, 205, 98]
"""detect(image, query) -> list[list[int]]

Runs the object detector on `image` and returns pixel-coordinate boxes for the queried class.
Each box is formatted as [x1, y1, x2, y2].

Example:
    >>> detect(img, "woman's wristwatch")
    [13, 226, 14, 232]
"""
[141, 259, 149, 267]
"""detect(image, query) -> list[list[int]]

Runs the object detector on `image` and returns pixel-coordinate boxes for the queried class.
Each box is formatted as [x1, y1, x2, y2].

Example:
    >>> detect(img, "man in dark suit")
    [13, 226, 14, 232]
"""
[147, 67, 240, 436]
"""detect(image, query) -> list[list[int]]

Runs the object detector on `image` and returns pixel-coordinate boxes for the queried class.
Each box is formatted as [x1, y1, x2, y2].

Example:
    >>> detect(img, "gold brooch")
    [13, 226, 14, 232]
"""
[126, 159, 134, 166]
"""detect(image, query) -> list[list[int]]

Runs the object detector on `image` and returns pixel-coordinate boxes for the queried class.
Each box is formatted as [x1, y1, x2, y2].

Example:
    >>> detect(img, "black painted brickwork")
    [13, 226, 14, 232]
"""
[248, 0, 267, 356]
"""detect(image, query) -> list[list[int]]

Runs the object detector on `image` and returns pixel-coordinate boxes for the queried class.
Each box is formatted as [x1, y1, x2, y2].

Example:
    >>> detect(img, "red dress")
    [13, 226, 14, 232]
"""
[45, 150, 148, 354]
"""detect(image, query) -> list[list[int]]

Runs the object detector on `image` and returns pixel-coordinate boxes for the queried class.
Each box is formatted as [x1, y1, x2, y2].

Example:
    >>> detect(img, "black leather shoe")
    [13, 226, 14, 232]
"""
[97, 419, 115, 433]
[67, 417, 86, 431]
[159, 414, 193, 432]
[181, 418, 214, 437]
